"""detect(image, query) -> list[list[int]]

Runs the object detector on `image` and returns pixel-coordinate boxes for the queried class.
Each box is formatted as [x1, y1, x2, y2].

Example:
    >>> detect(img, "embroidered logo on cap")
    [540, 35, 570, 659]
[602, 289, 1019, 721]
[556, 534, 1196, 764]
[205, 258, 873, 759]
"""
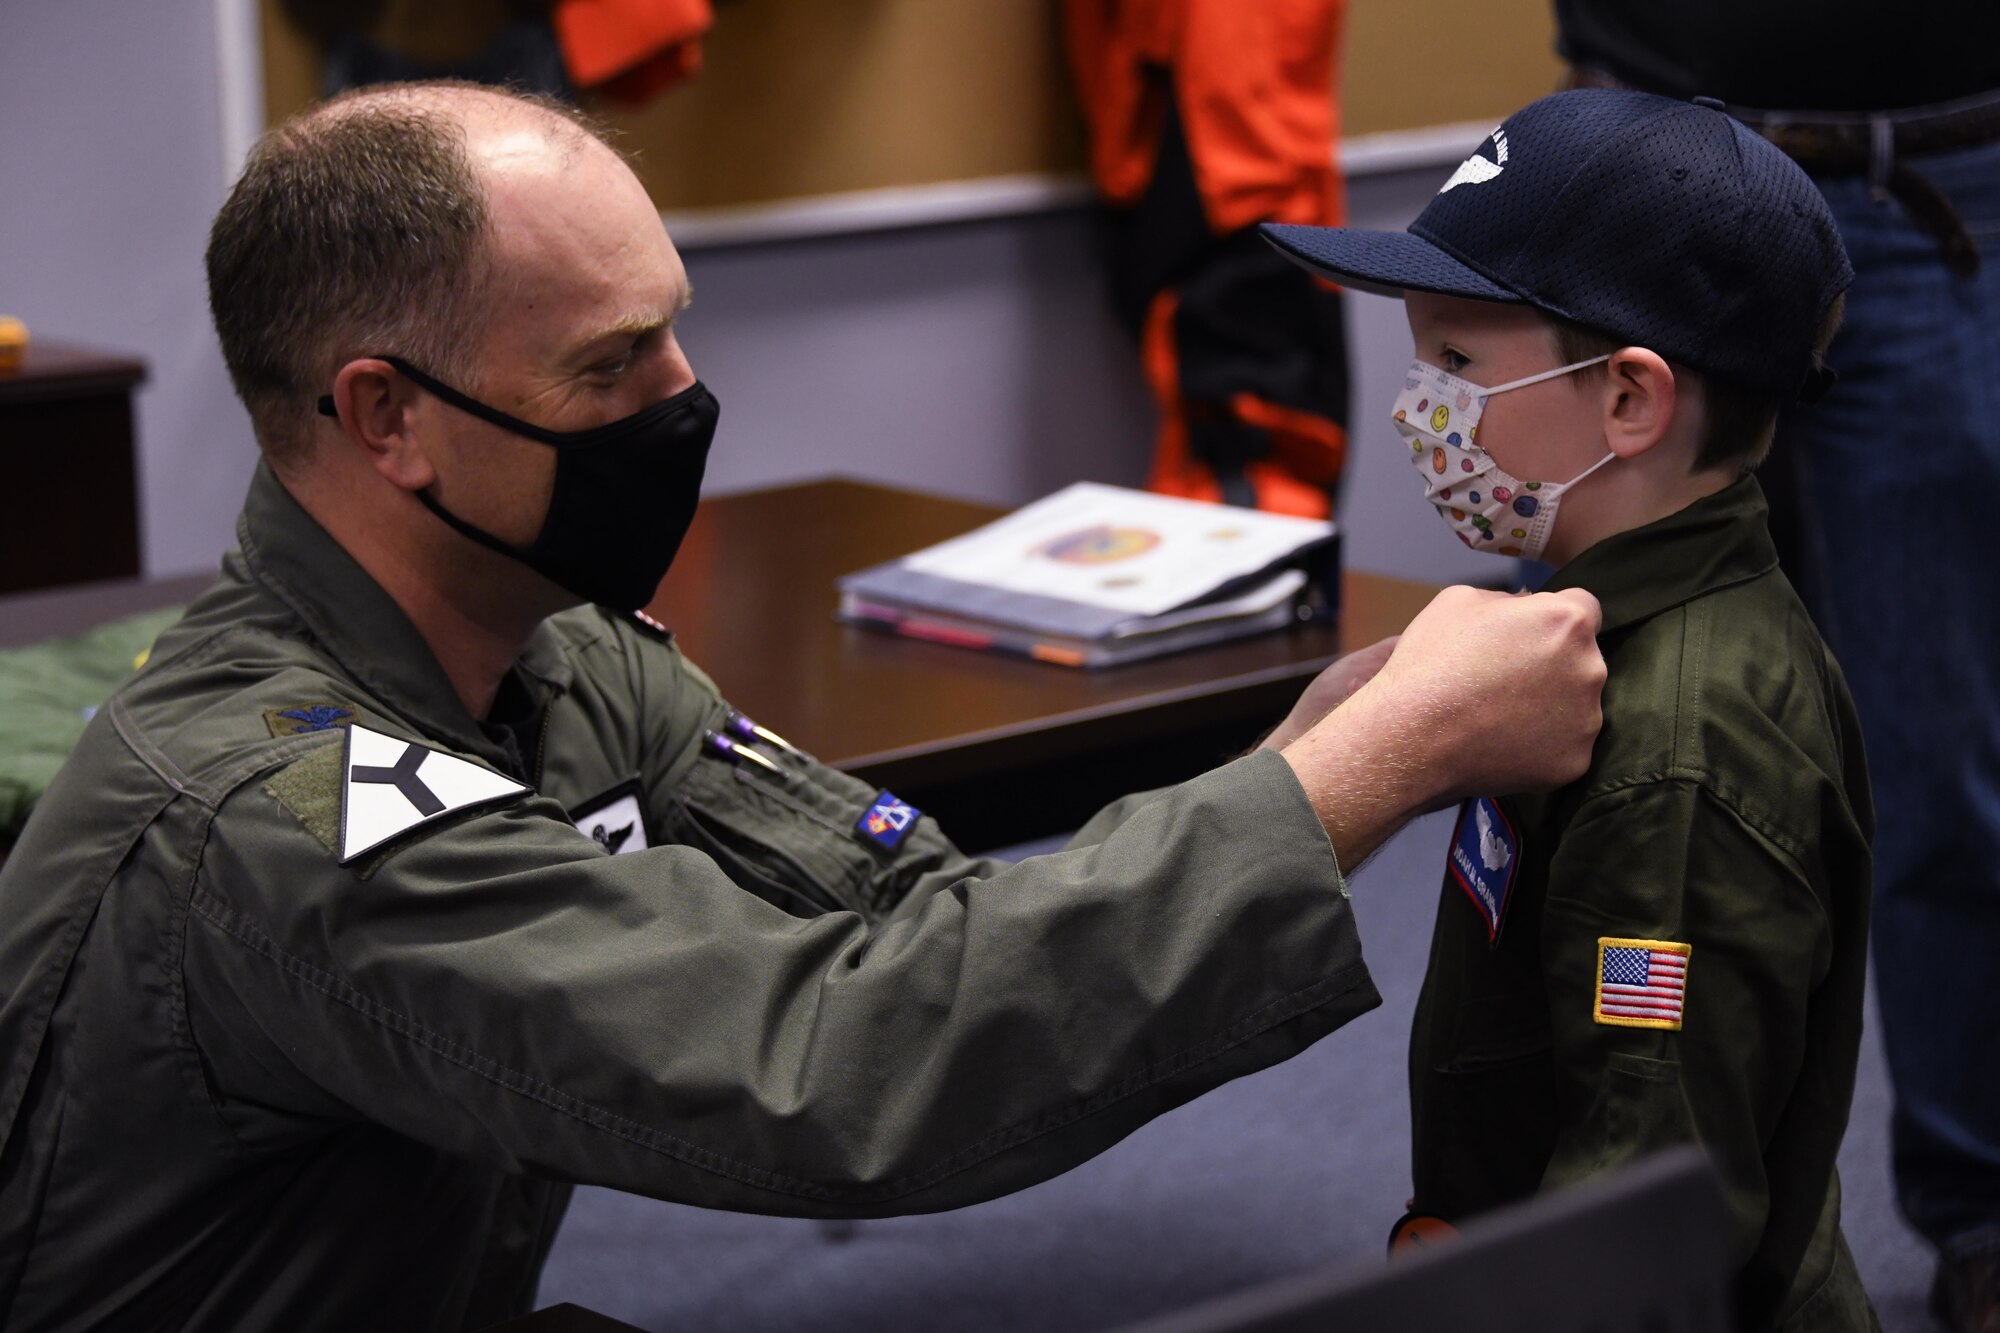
[338, 724, 529, 864]
[857, 792, 920, 852]
[1447, 797, 1519, 942]
[1594, 937, 1691, 1030]
[1438, 127, 1509, 194]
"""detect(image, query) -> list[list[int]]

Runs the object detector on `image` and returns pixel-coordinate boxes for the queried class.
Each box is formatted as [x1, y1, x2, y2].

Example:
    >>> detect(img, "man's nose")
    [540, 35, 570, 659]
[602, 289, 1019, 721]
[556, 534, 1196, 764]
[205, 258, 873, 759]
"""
[661, 335, 697, 396]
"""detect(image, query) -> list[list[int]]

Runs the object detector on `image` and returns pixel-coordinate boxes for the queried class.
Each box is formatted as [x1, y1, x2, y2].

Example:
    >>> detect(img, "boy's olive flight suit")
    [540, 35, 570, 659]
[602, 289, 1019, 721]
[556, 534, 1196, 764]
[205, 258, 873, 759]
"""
[0, 466, 1381, 1331]
[1408, 478, 1878, 1332]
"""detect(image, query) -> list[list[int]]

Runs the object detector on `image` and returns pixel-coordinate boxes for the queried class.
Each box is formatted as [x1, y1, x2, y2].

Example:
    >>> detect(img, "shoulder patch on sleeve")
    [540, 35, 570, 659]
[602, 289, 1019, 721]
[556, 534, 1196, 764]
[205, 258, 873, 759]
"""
[1594, 937, 1690, 1030]
[856, 791, 921, 852]
[337, 725, 530, 865]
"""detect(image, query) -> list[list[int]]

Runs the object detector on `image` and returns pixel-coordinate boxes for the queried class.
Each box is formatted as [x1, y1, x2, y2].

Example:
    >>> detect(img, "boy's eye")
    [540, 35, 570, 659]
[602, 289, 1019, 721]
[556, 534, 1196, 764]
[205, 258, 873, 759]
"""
[1440, 348, 1470, 373]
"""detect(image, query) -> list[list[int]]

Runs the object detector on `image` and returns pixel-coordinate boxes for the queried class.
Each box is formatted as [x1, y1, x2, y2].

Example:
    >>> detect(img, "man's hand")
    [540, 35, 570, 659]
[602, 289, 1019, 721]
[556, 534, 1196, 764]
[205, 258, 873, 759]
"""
[1258, 636, 1399, 754]
[1279, 586, 1605, 868]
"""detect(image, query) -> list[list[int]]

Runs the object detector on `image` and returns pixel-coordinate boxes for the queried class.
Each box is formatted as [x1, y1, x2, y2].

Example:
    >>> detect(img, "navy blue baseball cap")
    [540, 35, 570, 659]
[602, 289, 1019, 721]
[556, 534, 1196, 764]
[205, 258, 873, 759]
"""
[1263, 89, 1853, 397]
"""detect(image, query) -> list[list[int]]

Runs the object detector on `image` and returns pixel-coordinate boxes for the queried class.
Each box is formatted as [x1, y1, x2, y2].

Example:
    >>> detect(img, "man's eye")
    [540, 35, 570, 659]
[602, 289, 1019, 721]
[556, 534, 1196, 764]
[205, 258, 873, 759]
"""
[592, 352, 632, 379]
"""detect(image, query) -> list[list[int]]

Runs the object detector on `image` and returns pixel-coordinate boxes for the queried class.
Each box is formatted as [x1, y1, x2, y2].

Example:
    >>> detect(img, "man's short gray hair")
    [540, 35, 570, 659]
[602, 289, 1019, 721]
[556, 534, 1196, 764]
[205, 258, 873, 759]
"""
[204, 82, 618, 465]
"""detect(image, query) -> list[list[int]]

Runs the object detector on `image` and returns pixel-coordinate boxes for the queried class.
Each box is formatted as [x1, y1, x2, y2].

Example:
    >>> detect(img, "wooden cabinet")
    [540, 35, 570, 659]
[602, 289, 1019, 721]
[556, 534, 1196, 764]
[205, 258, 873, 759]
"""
[0, 342, 147, 594]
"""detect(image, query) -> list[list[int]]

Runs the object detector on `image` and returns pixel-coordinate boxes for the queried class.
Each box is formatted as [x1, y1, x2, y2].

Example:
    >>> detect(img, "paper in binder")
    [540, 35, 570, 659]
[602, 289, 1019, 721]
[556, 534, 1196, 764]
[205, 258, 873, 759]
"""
[837, 483, 1336, 667]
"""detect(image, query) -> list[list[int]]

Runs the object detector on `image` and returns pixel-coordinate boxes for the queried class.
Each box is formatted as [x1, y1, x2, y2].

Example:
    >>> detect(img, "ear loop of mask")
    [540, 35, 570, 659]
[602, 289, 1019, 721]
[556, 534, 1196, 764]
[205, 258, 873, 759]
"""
[1467, 353, 1613, 399]
[1484, 352, 1619, 492]
[1551, 448, 1619, 492]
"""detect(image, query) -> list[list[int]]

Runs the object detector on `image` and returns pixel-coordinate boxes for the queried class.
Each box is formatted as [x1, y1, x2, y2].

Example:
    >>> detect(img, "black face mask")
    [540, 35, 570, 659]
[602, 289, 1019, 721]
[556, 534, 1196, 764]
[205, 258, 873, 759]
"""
[319, 356, 719, 611]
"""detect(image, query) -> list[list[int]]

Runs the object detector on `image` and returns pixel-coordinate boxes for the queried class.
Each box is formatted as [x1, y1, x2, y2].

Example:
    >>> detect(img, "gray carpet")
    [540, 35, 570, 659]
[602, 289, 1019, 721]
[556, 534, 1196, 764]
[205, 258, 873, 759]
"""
[536, 812, 1938, 1330]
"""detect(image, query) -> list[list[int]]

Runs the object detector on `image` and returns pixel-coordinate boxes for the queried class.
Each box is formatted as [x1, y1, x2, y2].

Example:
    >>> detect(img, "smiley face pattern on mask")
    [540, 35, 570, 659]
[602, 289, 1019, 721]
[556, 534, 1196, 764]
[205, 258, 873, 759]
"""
[1391, 356, 1613, 562]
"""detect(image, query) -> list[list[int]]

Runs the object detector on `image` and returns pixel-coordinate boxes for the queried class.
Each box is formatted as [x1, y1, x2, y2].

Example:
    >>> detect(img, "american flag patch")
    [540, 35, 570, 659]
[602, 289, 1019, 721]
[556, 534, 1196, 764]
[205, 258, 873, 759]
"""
[1593, 938, 1691, 1030]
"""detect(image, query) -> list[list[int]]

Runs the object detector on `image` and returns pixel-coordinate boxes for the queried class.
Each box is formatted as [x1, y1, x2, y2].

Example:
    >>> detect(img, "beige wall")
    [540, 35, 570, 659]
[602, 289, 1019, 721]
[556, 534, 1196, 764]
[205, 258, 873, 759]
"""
[262, 0, 1563, 211]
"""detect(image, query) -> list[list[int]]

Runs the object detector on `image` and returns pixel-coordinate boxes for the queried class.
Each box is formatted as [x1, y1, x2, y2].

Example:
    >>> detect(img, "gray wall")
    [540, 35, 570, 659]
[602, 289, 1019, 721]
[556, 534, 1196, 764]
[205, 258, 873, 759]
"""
[677, 163, 1496, 587]
[0, 0, 261, 578]
[2, 2, 1487, 586]
[1331, 172, 1497, 585]
[679, 213, 1157, 509]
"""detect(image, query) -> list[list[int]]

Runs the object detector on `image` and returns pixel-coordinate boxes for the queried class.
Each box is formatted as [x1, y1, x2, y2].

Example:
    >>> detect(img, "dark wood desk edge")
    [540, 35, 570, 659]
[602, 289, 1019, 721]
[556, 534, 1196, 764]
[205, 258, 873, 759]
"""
[0, 344, 149, 406]
[832, 650, 1337, 785]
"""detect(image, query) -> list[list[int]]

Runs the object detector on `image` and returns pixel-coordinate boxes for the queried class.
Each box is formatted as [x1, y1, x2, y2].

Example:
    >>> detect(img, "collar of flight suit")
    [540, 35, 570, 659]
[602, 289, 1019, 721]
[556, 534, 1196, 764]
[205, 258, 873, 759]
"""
[234, 461, 576, 769]
[1541, 474, 1781, 637]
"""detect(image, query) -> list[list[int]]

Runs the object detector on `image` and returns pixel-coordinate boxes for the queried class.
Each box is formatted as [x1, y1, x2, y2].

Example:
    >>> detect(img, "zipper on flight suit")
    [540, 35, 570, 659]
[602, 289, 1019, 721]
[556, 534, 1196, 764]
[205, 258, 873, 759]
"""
[528, 685, 562, 789]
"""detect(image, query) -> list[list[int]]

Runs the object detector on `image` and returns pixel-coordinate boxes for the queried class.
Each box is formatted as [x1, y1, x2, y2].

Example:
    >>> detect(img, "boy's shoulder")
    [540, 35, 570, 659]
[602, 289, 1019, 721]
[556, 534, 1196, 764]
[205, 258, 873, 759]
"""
[1569, 561, 1860, 853]
[1524, 479, 1864, 848]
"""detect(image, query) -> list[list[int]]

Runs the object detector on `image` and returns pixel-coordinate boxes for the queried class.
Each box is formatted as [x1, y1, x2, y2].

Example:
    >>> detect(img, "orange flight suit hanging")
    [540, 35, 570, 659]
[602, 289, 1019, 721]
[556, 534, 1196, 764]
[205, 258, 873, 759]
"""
[553, 0, 714, 106]
[1064, 0, 1349, 518]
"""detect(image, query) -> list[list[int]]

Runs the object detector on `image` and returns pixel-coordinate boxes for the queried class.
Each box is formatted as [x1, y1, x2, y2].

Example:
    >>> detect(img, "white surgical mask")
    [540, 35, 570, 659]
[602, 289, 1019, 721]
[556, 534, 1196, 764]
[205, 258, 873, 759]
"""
[1392, 355, 1614, 562]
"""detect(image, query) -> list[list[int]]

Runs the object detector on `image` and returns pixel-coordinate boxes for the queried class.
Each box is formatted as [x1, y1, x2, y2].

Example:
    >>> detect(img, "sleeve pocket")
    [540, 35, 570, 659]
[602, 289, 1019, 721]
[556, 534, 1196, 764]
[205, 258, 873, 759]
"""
[1557, 1051, 1694, 1183]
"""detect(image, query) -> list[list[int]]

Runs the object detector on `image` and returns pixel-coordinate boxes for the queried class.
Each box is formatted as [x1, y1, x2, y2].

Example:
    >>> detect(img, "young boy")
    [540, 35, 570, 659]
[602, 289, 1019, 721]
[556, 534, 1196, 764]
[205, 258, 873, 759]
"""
[1265, 90, 1877, 1332]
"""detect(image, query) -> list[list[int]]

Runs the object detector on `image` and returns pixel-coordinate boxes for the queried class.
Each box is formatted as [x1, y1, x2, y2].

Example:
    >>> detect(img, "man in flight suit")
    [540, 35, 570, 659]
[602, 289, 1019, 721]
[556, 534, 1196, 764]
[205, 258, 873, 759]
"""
[0, 83, 1608, 1330]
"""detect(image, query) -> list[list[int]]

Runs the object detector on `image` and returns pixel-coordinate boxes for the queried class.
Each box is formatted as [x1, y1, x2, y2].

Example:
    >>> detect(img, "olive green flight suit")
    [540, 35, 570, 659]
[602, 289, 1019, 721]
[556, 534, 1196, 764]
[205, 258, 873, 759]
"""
[0, 465, 1381, 1332]
[1407, 478, 1878, 1332]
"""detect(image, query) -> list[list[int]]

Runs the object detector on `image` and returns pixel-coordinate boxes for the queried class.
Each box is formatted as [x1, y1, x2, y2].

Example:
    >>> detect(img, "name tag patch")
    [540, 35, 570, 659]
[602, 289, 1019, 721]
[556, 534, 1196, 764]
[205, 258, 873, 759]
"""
[570, 779, 651, 856]
[1447, 797, 1520, 942]
[857, 791, 920, 852]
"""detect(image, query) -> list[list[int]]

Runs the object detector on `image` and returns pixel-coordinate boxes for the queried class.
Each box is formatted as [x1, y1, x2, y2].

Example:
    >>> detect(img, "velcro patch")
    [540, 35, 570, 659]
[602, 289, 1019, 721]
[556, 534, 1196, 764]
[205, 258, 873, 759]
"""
[856, 791, 920, 852]
[265, 742, 346, 854]
[1594, 938, 1691, 1030]
[264, 702, 356, 738]
[339, 724, 529, 864]
[1447, 797, 1519, 943]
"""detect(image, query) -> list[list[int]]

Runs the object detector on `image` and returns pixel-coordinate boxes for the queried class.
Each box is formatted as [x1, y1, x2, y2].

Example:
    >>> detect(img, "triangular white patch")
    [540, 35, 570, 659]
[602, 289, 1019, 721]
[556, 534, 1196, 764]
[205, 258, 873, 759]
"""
[338, 724, 529, 864]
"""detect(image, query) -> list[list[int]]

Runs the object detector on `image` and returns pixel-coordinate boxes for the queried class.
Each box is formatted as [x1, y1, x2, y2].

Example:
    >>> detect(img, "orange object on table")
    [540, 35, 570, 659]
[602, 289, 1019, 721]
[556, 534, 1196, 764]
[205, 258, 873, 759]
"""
[0, 316, 28, 373]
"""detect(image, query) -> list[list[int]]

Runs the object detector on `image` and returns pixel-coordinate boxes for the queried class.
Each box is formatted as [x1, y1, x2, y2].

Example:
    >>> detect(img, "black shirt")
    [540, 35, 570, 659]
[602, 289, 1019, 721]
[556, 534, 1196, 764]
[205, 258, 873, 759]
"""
[1555, 0, 2000, 112]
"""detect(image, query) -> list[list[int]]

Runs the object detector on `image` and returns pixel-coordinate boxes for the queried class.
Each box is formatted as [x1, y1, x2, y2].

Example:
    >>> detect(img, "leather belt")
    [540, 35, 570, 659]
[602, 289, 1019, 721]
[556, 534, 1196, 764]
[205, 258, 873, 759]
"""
[1565, 67, 1999, 276]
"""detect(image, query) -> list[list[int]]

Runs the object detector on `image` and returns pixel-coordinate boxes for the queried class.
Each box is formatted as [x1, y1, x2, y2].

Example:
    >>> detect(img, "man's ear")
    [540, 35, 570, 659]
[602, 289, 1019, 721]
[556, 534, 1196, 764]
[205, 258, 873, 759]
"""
[326, 359, 438, 492]
[1599, 347, 1677, 461]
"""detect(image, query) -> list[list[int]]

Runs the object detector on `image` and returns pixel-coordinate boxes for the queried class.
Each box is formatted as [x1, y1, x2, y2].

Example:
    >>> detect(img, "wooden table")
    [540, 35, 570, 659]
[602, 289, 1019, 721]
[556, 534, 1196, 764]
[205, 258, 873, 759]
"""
[650, 479, 1440, 849]
[0, 478, 1441, 852]
[0, 341, 147, 594]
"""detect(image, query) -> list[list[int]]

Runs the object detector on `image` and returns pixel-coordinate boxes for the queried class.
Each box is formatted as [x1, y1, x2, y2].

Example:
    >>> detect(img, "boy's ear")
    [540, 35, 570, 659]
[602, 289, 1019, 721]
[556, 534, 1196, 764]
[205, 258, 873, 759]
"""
[325, 359, 440, 493]
[1598, 348, 1678, 461]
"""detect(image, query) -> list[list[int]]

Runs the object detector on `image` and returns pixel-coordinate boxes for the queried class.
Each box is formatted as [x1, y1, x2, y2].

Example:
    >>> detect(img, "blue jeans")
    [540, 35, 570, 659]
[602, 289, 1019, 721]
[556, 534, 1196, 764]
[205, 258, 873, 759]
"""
[1783, 137, 2000, 1257]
